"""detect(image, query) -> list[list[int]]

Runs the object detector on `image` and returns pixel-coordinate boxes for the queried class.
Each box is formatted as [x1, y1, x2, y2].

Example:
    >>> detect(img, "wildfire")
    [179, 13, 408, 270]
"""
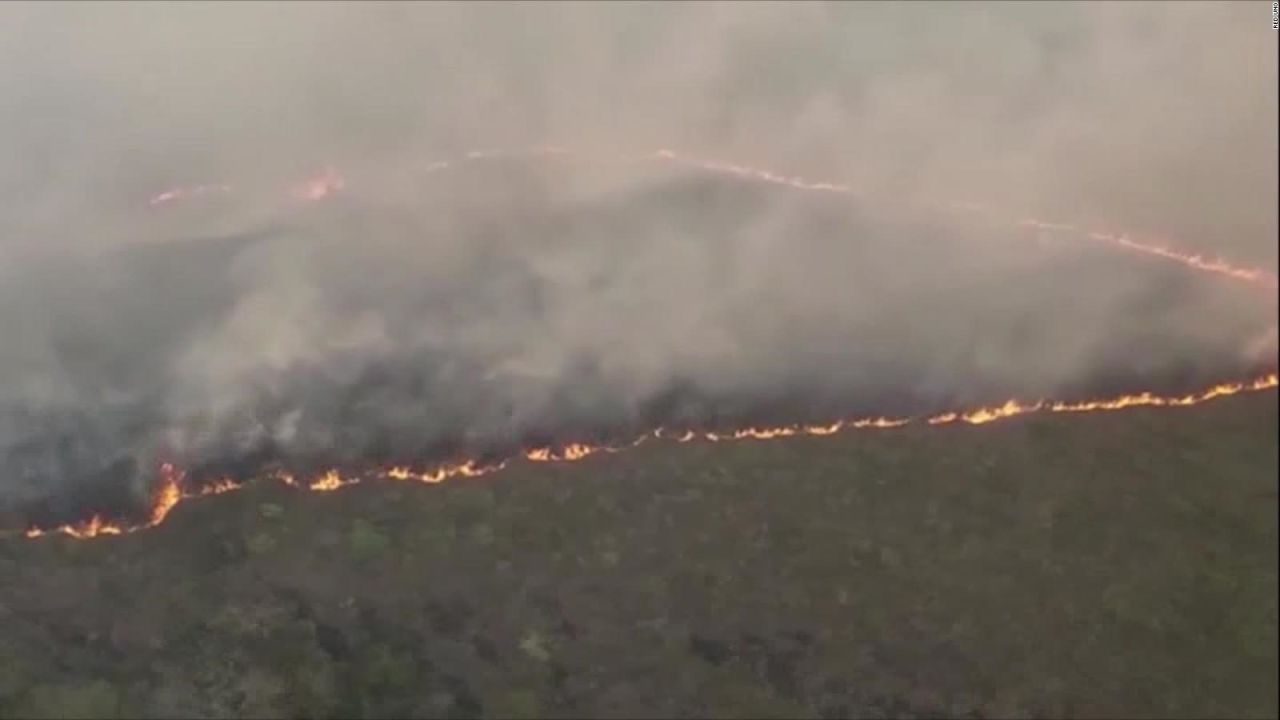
[150, 464, 183, 526]
[17, 369, 1275, 542]
[1021, 218, 1277, 288]
[382, 460, 506, 484]
[22, 462, 183, 539]
[527, 443, 596, 462]
[23, 515, 124, 540]
[1051, 373, 1279, 412]
[199, 478, 244, 495]
[309, 470, 350, 492]
[1105, 234, 1279, 288]
[15, 144, 1272, 542]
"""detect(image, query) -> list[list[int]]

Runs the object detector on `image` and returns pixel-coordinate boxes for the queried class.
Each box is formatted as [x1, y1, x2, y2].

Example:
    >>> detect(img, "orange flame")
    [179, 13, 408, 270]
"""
[149, 464, 183, 526]
[199, 478, 244, 495]
[24, 515, 124, 540]
[22, 463, 183, 539]
[308, 470, 351, 492]
[526, 443, 595, 462]
[1104, 234, 1279, 288]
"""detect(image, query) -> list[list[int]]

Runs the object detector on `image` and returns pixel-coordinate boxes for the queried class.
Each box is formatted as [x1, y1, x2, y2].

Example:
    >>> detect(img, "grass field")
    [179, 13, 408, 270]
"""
[1, 391, 1275, 719]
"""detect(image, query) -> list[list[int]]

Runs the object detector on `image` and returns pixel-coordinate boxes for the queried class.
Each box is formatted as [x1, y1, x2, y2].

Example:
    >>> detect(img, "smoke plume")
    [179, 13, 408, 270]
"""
[1, 2, 1276, 527]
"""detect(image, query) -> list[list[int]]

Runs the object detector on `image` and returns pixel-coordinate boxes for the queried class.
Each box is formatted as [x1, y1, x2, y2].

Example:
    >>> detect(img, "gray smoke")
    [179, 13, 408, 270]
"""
[0, 2, 1276, 526]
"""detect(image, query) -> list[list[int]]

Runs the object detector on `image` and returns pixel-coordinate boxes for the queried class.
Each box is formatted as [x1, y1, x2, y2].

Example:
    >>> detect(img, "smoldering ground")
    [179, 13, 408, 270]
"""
[0, 3, 1276, 526]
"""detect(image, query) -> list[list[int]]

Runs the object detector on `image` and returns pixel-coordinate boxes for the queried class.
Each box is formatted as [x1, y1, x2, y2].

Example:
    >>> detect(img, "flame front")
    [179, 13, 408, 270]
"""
[309, 470, 350, 492]
[16, 370, 1275, 541]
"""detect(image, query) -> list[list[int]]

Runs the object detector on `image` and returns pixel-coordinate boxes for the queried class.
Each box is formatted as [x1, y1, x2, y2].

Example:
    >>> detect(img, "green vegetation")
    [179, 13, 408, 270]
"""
[347, 519, 392, 561]
[0, 393, 1275, 718]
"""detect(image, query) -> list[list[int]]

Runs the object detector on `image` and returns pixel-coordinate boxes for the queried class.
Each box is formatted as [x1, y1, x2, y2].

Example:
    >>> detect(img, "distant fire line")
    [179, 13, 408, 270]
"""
[146, 145, 1278, 289]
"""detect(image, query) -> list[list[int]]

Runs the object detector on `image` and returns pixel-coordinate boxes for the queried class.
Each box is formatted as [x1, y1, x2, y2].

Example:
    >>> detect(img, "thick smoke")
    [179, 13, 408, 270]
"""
[0, 3, 1276, 526]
